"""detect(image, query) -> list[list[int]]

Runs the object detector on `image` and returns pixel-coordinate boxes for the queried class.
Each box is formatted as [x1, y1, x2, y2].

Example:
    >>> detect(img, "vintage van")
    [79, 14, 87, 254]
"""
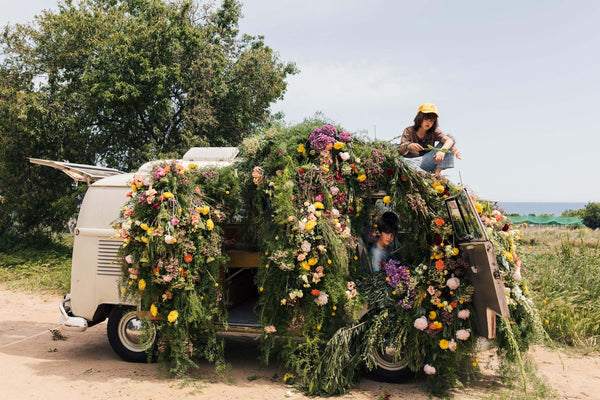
[32, 147, 509, 375]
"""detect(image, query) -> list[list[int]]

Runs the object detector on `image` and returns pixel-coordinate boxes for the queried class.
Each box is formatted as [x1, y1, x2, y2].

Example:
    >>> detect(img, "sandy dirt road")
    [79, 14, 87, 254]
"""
[1, 289, 598, 400]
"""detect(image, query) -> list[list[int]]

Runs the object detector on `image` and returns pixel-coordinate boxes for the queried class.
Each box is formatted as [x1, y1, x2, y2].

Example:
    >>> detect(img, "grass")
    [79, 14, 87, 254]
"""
[0, 234, 72, 295]
[519, 226, 600, 352]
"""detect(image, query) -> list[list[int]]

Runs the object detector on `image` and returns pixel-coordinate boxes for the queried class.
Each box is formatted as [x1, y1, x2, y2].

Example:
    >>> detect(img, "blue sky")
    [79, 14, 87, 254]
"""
[3, 1, 599, 202]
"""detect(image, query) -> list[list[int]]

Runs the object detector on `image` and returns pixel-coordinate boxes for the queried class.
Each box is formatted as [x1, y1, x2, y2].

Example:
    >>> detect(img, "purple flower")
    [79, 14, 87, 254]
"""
[338, 131, 351, 143]
[308, 128, 336, 151]
[321, 124, 337, 137]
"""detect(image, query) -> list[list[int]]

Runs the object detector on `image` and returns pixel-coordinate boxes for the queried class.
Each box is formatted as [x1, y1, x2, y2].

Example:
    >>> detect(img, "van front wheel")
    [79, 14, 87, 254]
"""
[369, 340, 413, 382]
[107, 306, 156, 362]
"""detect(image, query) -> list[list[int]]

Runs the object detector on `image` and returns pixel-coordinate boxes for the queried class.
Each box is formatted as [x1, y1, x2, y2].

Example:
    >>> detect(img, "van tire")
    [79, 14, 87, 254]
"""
[369, 341, 413, 382]
[107, 306, 156, 363]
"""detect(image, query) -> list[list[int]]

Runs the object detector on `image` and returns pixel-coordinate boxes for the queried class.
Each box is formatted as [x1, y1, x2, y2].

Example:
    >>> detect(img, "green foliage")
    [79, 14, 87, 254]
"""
[0, 0, 296, 237]
[523, 232, 600, 349]
[580, 202, 600, 229]
[0, 234, 72, 293]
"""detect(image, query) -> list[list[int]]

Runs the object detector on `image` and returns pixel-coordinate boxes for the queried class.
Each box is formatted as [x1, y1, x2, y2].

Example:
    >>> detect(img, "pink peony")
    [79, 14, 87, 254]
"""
[155, 168, 166, 179]
[456, 329, 471, 341]
[330, 186, 340, 196]
[413, 316, 428, 331]
[458, 309, 470, 320]
[339, 152, 350, 162]
[446, 277, 460, 290]
[125, 254, 134, 264]
[424, 364, 436, 375]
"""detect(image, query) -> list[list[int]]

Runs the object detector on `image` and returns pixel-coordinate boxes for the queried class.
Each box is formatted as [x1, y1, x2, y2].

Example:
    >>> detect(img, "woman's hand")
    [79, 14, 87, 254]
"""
[408, 143, 424, 153]
[434, 151, 445, 164]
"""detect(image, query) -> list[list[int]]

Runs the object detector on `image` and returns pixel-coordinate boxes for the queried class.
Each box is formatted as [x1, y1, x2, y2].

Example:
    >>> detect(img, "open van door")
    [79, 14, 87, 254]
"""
[28, 158, 124, 183]
[445, 189, 510, 339]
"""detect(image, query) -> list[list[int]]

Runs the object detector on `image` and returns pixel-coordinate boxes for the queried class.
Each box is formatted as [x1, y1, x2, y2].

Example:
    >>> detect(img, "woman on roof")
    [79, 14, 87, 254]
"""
[398, 103, 460, 174]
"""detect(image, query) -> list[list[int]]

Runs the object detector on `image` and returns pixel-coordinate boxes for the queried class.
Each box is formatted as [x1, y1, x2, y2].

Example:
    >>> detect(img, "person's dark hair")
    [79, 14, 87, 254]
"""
[412, 111, 438, 134]
[378, 212, 399, 234]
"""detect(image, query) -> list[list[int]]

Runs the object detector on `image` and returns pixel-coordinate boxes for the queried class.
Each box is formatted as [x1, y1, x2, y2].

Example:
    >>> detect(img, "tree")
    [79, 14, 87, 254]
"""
[0, 0, 296, 236]
[580, 202, 600, 230]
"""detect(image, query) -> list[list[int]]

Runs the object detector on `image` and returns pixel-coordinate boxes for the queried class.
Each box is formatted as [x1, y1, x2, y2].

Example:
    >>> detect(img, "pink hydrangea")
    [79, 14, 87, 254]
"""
[338, 130, 351, 142]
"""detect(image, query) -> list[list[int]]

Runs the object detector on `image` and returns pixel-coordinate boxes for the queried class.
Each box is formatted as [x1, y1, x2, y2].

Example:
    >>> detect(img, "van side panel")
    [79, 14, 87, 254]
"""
[71, 182, 132, 320]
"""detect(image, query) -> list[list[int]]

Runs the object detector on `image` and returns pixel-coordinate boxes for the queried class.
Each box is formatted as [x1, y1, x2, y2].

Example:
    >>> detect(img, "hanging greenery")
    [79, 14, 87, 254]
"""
[114, 120, 542, 396]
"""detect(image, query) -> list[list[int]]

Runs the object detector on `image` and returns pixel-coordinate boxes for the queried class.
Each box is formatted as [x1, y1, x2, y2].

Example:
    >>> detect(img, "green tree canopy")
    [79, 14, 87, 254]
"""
[0, 0, 296, 236]
[581, 202, 600, 230]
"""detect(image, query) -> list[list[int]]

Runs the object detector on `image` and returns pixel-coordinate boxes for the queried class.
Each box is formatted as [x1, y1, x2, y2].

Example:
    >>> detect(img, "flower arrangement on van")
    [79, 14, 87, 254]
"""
[113, 120, 543, 396]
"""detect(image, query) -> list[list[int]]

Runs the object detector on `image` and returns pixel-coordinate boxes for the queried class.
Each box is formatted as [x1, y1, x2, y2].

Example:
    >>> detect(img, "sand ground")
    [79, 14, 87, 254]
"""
[1, 288, 598, 400]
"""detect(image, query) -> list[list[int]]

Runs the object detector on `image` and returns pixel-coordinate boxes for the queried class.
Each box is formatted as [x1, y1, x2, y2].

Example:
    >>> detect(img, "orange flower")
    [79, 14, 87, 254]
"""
[184, 253, 193, 263]
[435, 259, 445, 272]
[153, 267, 160, 275]
[349, 163, 357, 172]
[450, 301, 458, 308]
[434, 218, 445, 226]
[400, 175, 408, 182]
[311, 289, 320, 296]
[164, 165, 171, 174]
[126, 191, 133, 197]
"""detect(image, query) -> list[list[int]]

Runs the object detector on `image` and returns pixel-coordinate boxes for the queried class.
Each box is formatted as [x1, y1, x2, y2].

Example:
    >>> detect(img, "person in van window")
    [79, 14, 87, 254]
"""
[369, 212, 399, 272]
[397, 103, 460, 174]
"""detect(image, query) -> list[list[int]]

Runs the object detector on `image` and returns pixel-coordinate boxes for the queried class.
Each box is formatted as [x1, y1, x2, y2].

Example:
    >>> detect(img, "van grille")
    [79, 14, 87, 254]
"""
[97, 239, 123, 277]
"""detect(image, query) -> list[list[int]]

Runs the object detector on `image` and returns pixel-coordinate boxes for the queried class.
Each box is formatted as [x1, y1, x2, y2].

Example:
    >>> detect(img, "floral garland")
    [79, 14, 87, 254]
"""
[114, 162, 240, 374]
[112, 121, 542, 396]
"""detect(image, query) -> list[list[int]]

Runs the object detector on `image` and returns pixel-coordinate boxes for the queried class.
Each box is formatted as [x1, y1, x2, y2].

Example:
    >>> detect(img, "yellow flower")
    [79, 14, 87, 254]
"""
[452, 248, 459, 256]
[313, 201, 325, 209]
[333, 142, 343, 150]
[439, 339, 449, 350]
[321, 166, 329, 173]
[429, 311, 437, 320]
[434, 185, 445, 194]
[202, 205, 210, 215]
[206, 219, 214, 231]
[150, 304, 158, 317]
[225, 190, 230, 195]
[327, 259, 332, 264]
[357, 174, 366, 182]
[259, 286, 264, 292]
[474, 202, 483, 214]
[141, 236, 148, 244]
[131, 184, 137, 192]
[140, 223, 149, 231]
[305, 220, 317, 231]
[188, 163, 198, 170]
[265, 264, 270, 269]
[163, 192, 174, 199]
[297, 144, 305, 153]
[138, 279, 146, 291]
[433, 321, 442, 329]
[383, 195, 391, 204]
[308, 258, 318, 266]
[300, 261, 310, 270]
[167, 310, 179, 323]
